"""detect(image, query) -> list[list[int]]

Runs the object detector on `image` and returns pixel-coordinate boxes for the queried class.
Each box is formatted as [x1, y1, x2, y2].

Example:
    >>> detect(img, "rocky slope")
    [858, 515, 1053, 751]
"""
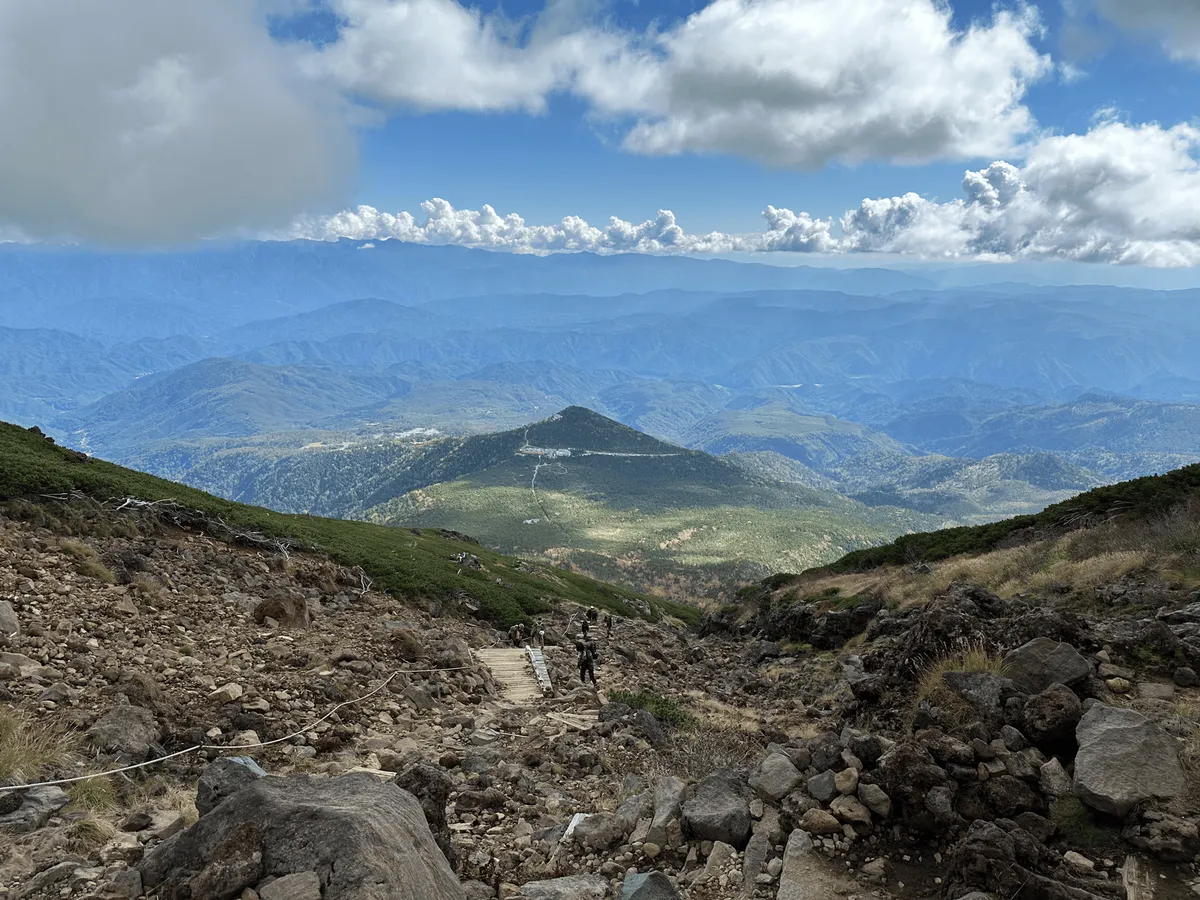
[2, 488, 1199, 898]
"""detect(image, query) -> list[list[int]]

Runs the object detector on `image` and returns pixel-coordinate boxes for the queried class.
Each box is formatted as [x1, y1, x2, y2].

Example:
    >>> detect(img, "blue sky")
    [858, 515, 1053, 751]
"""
[325, 0, 1200, 233]
[1, 0, 1199, 270]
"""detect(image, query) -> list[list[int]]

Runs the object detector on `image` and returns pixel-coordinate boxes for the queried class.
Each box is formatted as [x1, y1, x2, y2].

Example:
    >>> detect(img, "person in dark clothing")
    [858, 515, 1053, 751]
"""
[576, 638, 598, 686]
[580, 617, 590, 639]
[604, 613, 613, 637]
[586, 606, 599, 623]
[508, 623, 526, 647]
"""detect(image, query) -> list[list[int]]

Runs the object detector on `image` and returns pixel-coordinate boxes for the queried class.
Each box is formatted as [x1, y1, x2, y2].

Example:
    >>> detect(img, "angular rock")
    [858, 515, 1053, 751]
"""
[87, 703, 160, 761]
[777, 829, 857, 900]
[797, 808, 841, 835]
[0, 601, 18, 636]
[1173, 666, 1198, 688]
[829, 795, 871, 825]
[857, 783, 891, 818]
[196, 757, 268, 817]
[749, 753, 802, 802]
[0, 786, 69, 834]
[1136, 682, 1175, 702]
[806, 770, 837, 804]
[1073, 705, 1185, 818]
[517, 875, 608, 899]
[646, 777, 685, 849]
[1002, 638, 1090, 694]
[619, 872, 680, 900]
[139, 773, 465, 900]
[681, 771, 751, 849]
[573, 813, 627, 852]
[393, 761, 457, 868]
[1037, 758, 1073, 798]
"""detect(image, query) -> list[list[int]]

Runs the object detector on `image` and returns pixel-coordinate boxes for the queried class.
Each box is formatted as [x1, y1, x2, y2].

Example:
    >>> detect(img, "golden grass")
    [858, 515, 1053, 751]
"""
[76, 557, 117, 583]
[59, 537, 98, 559]
[0, 706, 79, 785]
[913, 644, 1005, 729]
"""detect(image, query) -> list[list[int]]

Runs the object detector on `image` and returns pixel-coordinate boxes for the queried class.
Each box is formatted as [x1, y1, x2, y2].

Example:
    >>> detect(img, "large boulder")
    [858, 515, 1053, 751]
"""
[1002, 639, 1090, 694]
[0, 601, 19, 637]
[139, 772, 465, 900]
[1072, 705, 1185, 818]
[749, 753, 803, 802]
[86, 703, 161, 762]
[682, 771, 751, 849]
[196, 757, 268, 817]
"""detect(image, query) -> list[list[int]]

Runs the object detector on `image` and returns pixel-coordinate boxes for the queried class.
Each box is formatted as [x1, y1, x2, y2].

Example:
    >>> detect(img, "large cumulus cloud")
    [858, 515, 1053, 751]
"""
[840, 120, 1200, 266]
[304, 0, 1050, 167]
[288, 121, 1200, 267]
[0, 0, 353, 244]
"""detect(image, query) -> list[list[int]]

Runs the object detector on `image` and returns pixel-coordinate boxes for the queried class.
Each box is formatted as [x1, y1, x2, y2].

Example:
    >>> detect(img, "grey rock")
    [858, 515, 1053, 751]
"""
[742, 831, 770, 892]
[0, 786, 70, 834]
[462, 883, 496, 900]
[749, 753, 802, 802]
[1136, 682, 1176, 702]
[806, 770, 838, 804]
[681, 771, 751, 849]
[857, 783, 892, 818]
[517, 875, 608, 899]
[1073, 704, 1185, 817]
[87, 703, 160, 761]
[195, 757, 268, 817]
[1037, 758, 1072, 798]
[394, 761, 457, 867]
[777, 829, 857, 900]
[646, 776, 685, 848]
[0, 601, 18, 636]
[1173, 666, 1199, 688]
[139, 772, 465, 900]
[573, 812, 627, 852]
[1002, 638, 1090, 694]
[619, 871, 681, 900]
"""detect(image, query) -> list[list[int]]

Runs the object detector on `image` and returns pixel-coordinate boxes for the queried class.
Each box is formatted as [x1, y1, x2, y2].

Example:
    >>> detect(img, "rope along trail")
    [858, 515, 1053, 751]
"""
[0, 660, 490, 795]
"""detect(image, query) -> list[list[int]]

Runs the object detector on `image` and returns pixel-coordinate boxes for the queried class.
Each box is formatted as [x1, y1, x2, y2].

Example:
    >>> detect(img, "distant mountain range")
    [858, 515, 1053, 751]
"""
[3, 240, 1200, 594]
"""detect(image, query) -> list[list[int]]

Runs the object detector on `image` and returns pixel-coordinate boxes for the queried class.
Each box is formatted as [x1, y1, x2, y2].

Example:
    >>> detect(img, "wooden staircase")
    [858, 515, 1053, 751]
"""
[476, 647, 548, 704]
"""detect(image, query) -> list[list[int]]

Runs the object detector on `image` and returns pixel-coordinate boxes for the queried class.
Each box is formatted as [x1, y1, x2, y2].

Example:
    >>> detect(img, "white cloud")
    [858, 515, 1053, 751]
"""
[305, 0, 1050, 167]
[303, 0, 618, 113]
[1090, 0, 1200, 62]
[582, 0, 1050, 167]
[0, 0, 353, 244]
[839, 119, 1200, 266]
[286, 121, 1200, 267]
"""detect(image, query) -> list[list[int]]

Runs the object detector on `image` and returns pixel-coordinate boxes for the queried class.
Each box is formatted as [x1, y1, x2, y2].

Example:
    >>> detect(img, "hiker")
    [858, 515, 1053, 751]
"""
[604, 613, 614, 637]
[587, 606, 599, 624]
[508, 623, 525, 647]
[580, 617, 590, 639]
[537, 628, 546, 649]
[576, 637, 599, 686]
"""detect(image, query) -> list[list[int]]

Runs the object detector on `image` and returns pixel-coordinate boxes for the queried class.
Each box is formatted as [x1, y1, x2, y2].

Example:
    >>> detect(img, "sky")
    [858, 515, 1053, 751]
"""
[1, 0, 1199, 270]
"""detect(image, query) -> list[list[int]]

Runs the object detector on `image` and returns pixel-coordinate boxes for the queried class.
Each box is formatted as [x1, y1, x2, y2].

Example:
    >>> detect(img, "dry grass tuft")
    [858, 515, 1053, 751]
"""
[0, 706, 79, 785]
[913, 643, 1005, 730]
[643, 722, 763, 782]
[59, 538, 96, 559]
[76, 557, 117, 583]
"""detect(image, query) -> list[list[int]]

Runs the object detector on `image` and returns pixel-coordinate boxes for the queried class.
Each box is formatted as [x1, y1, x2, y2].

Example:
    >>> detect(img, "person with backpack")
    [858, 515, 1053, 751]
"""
[586, 606, 599, 624]
[604, 613, 614, 637]
[580, 616, 590, 639]
[508, 623, 526, 647]
[576, 637, 599, 686]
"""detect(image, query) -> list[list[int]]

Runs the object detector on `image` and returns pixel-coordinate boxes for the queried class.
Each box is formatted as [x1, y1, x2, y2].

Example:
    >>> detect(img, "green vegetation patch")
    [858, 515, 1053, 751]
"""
[0, 422, 695, 629]
[607, 690, 698, 730]
[816, 463, 1200, 574]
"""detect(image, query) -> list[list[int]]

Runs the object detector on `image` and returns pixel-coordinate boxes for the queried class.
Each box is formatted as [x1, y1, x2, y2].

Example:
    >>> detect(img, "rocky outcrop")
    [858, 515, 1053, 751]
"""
[139, 773, 465, 900]
[1002, 638, 1091, 694]
[86, 703, 161, 762]
[1072, 705, 1186, 817]
[195, 756, 268, 817]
